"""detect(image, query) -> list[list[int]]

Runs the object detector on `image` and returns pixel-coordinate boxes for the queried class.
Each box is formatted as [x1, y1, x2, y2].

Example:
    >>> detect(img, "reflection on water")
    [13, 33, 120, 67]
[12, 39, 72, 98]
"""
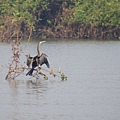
[0, 40, 120, 120]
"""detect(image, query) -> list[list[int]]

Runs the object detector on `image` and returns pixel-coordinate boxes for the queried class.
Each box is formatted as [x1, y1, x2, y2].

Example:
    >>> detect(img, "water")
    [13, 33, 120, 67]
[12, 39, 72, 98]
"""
[0, 40, 120, 120]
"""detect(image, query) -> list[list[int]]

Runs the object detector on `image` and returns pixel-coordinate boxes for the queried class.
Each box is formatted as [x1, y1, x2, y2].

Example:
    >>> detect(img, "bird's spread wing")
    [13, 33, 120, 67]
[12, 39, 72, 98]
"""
[40, 54, 50, 68]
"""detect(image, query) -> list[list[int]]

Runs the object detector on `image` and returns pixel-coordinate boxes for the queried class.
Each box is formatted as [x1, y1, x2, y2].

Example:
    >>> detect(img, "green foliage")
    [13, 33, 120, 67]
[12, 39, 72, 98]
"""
[0, 0, 50, 28]
[0, 0, 120, 28]
[57, 68, 67, 81]
[73, 0, 120, 27]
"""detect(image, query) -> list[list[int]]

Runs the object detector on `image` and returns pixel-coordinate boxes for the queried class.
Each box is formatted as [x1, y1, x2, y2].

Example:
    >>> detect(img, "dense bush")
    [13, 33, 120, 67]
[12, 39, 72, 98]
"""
[73, 0, 120, 27]
[0, 0, 120, 40]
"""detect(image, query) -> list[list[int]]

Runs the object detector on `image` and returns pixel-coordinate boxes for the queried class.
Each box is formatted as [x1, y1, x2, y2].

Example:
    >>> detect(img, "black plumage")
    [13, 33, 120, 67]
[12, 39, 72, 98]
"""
[26, 54, 50, 76]
[26, 55, 40, 76]
[26, 41, 50, 76]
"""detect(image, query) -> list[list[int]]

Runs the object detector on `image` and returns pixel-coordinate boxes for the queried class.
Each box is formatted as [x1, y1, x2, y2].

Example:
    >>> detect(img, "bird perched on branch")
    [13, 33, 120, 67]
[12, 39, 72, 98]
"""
[26, 41, 50, 76]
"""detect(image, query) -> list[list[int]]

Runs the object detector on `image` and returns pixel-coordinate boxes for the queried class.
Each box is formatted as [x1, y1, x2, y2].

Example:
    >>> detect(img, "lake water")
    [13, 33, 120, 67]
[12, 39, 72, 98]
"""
[0, 39, 120, 120]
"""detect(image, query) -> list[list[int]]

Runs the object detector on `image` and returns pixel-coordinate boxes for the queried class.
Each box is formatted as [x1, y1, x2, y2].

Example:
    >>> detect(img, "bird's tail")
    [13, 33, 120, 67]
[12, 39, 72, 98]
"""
[26, 68, 34, 76]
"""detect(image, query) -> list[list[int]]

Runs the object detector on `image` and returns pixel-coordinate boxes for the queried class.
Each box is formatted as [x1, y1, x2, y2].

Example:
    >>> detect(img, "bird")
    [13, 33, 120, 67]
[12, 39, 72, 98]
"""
[26, 41, 50, 76]
[25, 41, 45, 68]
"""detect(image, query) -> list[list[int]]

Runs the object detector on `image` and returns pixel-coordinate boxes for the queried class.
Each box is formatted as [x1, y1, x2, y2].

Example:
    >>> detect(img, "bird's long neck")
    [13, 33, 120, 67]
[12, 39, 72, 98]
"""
[37, 41, 45, 56]
[37, 42, 40, 56]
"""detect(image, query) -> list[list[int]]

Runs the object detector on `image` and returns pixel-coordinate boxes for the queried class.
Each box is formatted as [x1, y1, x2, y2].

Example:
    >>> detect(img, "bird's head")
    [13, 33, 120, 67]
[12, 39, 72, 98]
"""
[39, 41, 46, 45]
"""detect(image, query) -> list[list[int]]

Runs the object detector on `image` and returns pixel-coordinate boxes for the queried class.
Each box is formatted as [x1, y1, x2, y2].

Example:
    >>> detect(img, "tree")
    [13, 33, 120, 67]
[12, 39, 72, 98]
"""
[73, 0, 120, 27]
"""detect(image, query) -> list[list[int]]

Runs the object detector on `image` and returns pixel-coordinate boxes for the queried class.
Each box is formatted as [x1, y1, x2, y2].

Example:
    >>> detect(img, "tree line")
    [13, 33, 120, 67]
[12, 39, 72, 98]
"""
[0, 0, 120, 41]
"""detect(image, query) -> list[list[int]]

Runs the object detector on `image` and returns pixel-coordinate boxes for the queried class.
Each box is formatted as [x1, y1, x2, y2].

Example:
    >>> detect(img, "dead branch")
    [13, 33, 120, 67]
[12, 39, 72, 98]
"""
[28, 67, 67, 81]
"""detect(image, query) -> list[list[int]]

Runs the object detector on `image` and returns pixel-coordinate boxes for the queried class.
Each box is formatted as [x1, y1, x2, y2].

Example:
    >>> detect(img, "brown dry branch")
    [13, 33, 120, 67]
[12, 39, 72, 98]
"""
[28, 67, 67, 81]
[5, 38, 23, 80]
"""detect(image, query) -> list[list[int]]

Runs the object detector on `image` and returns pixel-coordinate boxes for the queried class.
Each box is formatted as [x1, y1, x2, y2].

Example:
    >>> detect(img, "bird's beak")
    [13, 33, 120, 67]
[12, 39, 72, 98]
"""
[40, 41, 46, 44]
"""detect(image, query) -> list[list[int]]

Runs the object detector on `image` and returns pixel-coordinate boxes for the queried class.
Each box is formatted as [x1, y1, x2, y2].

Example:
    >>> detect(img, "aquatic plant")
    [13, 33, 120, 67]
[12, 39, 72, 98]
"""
[57, 68, 67, 81]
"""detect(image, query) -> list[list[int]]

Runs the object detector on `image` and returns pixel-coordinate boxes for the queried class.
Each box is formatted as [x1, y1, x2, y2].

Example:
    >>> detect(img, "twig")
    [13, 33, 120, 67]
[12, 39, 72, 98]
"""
[22, 27, 32, 51]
